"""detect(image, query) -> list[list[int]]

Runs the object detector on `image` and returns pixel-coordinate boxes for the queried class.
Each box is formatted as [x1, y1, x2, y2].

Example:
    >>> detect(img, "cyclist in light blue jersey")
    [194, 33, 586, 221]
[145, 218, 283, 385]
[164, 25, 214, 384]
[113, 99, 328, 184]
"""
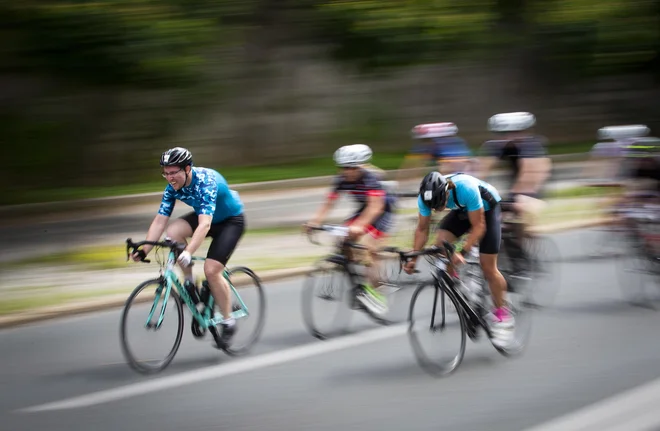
[404, 171, 515, 349]
[131, 147, 244, 346]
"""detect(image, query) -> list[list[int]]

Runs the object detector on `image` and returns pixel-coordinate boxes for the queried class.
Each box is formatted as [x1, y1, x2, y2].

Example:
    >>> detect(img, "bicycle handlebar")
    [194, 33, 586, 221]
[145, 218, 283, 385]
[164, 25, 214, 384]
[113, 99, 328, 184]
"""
[379, 241, 455, 262]
[126, 238, 186, 263]
[304, 225, 369, 250]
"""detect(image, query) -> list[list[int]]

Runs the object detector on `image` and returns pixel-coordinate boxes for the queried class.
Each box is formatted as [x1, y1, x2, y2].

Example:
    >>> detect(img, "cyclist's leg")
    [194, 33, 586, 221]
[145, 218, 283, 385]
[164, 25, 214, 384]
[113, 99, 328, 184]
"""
[166, 212, 196, 282]
[204, 215, 245, 335]
[436, 210, 469, 253]
[479, 205, 515, 345]
[478, 205, 506, 309]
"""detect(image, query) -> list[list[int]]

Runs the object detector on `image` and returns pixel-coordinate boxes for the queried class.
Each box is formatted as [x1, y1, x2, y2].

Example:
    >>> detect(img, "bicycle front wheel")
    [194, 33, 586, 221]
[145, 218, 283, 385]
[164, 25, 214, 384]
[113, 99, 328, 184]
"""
[220, 267, 267, 356]
[408, 283, 467, 377]
[120, 278, 184, 374]
[301, 258, 354, 340]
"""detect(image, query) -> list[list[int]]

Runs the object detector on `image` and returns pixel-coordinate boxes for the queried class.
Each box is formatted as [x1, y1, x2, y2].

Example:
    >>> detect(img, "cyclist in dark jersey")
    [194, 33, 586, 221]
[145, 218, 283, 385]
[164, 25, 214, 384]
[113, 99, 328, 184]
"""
[304, 144, 396, 315]
[130, 147, 244, 346]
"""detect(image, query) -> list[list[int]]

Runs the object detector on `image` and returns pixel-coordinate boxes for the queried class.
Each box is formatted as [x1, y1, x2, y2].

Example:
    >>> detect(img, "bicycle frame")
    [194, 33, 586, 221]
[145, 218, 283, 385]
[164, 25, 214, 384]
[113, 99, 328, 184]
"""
[427, 259, 494, 340]
[145, 252, 249, 330]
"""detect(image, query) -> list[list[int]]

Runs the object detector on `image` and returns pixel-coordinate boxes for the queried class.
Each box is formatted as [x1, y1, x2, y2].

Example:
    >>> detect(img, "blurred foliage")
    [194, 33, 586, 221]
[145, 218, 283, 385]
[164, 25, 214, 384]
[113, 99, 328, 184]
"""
[313, 0, 496, 70]
[312, 0, 660, 77]
[2, 0, 660, 198]
[0, 0, 219, 87]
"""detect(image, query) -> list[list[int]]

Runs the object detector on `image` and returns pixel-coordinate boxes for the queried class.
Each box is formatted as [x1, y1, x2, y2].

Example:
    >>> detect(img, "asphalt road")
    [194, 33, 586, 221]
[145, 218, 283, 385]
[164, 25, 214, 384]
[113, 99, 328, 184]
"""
[0, 164, 586, 263]
[2, 229, 660, 431]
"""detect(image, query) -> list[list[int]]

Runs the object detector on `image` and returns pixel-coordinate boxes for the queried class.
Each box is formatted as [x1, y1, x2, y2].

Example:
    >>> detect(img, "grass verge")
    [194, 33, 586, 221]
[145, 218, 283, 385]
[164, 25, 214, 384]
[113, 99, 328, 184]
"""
[4, 144, 591, 205]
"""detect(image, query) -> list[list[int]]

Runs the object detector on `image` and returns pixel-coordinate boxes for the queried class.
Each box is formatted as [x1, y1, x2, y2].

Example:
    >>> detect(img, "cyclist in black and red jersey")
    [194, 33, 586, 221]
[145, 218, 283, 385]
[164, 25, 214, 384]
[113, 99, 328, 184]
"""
[304, 144, 397, 315]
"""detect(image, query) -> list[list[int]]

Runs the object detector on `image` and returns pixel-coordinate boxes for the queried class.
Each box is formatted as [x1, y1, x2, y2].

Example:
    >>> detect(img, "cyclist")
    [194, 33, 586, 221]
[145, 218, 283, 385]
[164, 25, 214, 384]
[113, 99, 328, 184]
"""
[401, 122, 476, 175]
[585, 125, 649, 185]
[618, 137, 660, 209]
[479, 112, 551, 273]
[403, 171, 514, 348]
[304, 144, 396, 315]
[130, 147, 245, 347]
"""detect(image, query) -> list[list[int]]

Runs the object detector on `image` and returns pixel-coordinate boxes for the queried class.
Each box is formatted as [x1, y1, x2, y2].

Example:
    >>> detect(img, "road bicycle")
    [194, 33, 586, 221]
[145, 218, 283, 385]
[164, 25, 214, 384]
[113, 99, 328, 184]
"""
[120, 238, 266, 374]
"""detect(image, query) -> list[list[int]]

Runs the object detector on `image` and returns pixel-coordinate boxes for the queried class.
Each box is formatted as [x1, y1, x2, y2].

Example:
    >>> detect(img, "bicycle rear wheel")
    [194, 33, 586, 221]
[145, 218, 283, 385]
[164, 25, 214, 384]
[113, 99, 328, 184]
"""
[219, 267, 266, 356]
[120, 278, 184, 374]
[301, 258, 354, 340]
[525, 234, 562, 308]
[408, 283, 467, 377]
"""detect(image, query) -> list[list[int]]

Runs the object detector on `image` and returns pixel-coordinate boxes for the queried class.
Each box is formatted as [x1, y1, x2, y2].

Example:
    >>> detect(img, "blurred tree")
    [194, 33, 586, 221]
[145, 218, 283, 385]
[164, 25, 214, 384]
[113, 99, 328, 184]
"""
[0, 0, 216, 88]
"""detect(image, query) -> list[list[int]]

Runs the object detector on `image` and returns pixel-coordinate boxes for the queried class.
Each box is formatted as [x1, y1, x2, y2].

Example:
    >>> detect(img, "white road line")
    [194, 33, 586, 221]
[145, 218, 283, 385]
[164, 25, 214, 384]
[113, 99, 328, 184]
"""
[524, 376, 660, 431]
[19, 324, 407, 413]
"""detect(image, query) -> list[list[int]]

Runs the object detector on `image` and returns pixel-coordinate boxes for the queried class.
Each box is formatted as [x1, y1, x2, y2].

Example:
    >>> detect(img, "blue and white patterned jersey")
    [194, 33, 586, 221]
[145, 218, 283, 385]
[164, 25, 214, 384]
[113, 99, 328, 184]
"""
[158, 167, 243, 223]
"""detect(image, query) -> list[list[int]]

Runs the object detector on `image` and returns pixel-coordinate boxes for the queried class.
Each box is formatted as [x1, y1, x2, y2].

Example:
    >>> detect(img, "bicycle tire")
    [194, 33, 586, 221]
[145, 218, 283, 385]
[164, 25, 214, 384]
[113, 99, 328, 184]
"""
[119, 278, 184, 374]
[301, 258, 354, 340]
[616, 233, 659, 307]
[408, 283, 467, 377]
[220, 266, 267, 356]
[525, 234, 562, 308]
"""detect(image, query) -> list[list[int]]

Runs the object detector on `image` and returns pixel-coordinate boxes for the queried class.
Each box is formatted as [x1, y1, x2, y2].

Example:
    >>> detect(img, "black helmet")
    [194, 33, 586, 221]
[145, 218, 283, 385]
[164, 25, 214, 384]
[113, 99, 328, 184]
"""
[160, 147, 193, 167]
[419, 171, 448, 210]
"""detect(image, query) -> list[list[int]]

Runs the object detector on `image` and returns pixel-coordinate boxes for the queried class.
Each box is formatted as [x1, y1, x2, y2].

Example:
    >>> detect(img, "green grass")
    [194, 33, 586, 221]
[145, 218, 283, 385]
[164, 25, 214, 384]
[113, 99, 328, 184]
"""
[4, 144, 591, 206]
[0, 287, 129, 316]
[545, 185, 623, 199]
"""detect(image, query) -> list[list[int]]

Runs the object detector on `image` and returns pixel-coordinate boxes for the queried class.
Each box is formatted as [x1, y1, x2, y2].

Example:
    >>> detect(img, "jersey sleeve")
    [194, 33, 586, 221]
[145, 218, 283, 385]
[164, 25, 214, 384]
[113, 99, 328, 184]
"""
[328, 175, 342, 200]
[197, 174, 219, 216]
[417, 195, 432, 217]
[479, 140, 502, 158]
[362, 171, 386, 198]
[458, 183, 484, 212]
[157, 186, 176, 217]
[519, 137, 548, 158]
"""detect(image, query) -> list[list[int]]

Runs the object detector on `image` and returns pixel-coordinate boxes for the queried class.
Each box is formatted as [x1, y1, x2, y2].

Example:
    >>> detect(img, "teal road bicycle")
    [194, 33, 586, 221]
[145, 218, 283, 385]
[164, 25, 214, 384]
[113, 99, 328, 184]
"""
[120, 238, 266, 374]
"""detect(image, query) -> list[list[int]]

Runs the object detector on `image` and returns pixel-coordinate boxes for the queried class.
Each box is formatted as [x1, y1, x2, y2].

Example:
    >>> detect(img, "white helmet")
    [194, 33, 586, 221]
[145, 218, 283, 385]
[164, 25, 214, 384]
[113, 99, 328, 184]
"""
[597, 125, 649, 140]
[333, 144, 373, 167]
[411, 122, 458, 139]
[488, 112, 536, 132]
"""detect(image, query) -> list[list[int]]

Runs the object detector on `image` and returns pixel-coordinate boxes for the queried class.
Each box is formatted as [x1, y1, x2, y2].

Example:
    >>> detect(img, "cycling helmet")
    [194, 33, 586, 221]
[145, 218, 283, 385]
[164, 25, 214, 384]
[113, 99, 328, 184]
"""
[333, 144, 373, 167]
[411, 122, 458, 139]
[488, 112, 536, 132]
[419, 171, 449, 210]
[597, 125, 649, 141]
[160, 147, 193, 167]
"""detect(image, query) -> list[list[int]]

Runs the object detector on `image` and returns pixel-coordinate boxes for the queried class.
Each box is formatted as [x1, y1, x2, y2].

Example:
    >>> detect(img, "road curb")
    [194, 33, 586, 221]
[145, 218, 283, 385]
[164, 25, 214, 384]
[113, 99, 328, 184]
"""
[0, 216, 610, 330]
[0, 266, 314, 330]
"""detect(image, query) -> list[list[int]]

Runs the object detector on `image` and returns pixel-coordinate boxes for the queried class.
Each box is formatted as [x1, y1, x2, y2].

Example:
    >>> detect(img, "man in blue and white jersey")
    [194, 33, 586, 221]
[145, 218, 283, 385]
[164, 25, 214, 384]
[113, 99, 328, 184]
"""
[131, 147, 244, 346]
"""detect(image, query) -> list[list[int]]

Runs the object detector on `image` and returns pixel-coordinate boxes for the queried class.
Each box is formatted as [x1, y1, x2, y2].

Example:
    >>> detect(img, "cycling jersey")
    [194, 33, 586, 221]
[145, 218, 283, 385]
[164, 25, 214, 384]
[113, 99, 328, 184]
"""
[590, 141, 628, 159]
[158, 167, 244, 223]
[329, 168, 396, 213]
[418, 173, 501, 216]
[410, 136, 473, 165]
[480, 136, 547, 188]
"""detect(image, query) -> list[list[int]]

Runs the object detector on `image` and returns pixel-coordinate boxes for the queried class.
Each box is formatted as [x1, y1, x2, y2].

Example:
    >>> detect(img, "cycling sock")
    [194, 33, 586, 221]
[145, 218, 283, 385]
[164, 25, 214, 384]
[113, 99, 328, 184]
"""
[494, 307, 510, 322]
[222, 317, 236, 327]
[185, 275, 195, 284]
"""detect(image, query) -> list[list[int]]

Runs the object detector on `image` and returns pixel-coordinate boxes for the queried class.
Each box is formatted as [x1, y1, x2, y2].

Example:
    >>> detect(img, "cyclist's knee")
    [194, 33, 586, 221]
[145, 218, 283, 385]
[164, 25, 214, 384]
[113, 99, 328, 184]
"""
[166, 219, 192, 242]
[204, 258, 225, 277]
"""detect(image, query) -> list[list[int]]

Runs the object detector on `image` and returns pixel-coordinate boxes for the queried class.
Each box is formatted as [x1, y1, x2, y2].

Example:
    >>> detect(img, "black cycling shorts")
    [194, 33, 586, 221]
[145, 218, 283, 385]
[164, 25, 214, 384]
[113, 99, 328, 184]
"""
[180, 212, 245, 265]
[438, 205, 502, 254]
